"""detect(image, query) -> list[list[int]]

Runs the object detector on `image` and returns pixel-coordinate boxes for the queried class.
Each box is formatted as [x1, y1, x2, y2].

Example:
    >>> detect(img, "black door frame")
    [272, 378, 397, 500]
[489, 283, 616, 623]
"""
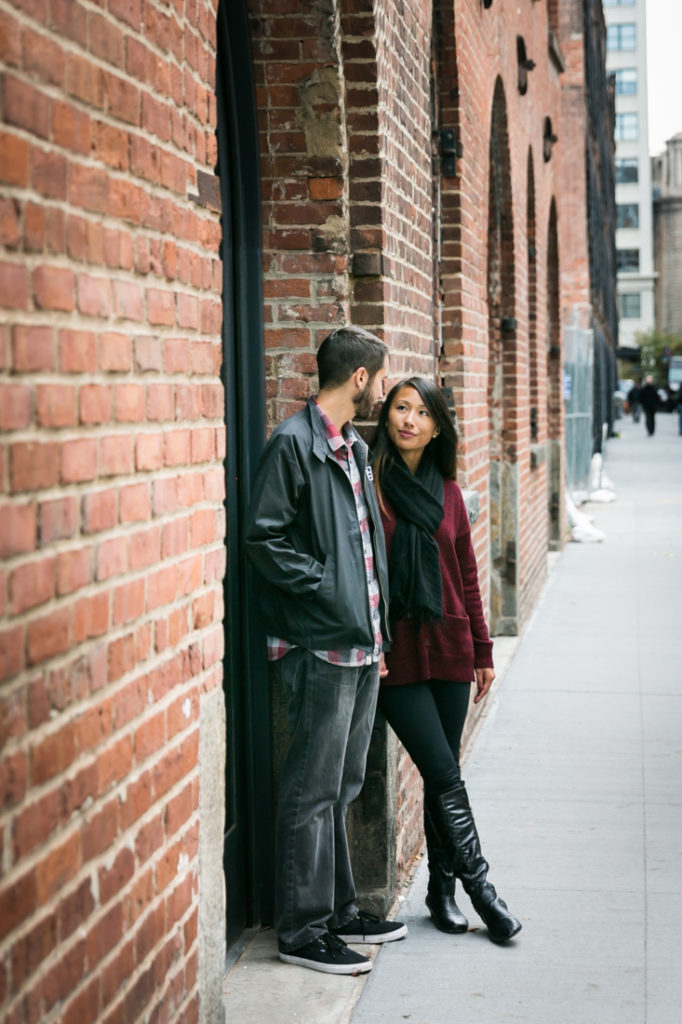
[216, 0, 273, 945]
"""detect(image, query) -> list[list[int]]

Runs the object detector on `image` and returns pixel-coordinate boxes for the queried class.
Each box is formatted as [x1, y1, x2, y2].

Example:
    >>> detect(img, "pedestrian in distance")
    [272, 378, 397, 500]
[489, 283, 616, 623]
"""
[245, 326, 406, 975]
[639, 374, 659, 437]
[371, 377, 522, 944]
[627, 381, 641, 423]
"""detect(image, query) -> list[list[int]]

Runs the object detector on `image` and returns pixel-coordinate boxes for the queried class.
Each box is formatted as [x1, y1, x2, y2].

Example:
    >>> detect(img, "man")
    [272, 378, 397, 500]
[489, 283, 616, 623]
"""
[246, 326, 406, 975]
[639, 374, 659, 437]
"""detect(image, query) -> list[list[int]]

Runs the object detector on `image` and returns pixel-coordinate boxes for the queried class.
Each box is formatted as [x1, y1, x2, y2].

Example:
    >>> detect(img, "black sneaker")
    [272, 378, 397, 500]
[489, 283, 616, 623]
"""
[331, 910, 407, 944]
[279, 932, 372, 974]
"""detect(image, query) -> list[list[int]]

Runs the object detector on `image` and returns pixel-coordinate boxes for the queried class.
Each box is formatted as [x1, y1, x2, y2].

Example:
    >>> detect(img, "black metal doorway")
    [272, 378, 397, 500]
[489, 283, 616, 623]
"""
[216, 0, 273, 948]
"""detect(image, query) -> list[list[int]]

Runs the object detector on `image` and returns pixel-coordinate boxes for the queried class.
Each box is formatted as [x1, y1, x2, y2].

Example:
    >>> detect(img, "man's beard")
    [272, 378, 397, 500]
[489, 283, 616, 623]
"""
[353, 379, 377, 419]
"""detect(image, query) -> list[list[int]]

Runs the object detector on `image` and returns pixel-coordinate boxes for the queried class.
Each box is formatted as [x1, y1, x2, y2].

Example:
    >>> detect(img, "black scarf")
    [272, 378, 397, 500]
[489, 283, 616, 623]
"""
[381, 454, 445, 626]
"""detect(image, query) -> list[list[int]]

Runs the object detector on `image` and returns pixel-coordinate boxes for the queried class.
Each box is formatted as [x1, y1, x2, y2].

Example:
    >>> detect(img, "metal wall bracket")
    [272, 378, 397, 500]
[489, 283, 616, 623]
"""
[440, 128, 463, 178]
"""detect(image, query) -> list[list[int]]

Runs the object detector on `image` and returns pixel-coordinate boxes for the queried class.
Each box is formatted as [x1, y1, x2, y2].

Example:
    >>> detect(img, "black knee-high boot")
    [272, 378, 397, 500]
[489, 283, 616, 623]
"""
[426, 782, 521, 943]
[424, 812, 469, 933]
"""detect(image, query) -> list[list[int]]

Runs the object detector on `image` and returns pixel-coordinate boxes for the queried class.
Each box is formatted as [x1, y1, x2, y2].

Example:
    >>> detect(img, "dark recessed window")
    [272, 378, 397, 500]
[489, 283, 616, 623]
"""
[607, 23, 636, 51]
[543, 117, 557, 162]
[615, 157, 639, 183]
[616, 248, 640, 272]
[517, 36, 534, 96]
[615, 112, 638, 141]
[614, 68, 637, 95]
[617, 203, 639, 229]
[620, 293, 641, 318]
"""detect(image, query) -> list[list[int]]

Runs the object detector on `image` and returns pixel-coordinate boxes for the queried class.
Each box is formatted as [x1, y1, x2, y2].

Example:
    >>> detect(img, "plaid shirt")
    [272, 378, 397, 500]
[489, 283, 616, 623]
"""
[267, 398, 383, 667]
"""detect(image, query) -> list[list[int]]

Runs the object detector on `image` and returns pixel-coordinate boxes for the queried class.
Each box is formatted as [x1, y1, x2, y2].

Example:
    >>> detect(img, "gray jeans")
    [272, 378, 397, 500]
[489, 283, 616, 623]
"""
[275, 648, 379, 952]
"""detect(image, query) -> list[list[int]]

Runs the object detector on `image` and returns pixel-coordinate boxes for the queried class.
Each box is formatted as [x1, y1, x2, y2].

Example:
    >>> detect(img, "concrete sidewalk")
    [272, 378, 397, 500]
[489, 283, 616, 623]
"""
[223, 411, 681, 1024]
[351, 411, 682, 1024]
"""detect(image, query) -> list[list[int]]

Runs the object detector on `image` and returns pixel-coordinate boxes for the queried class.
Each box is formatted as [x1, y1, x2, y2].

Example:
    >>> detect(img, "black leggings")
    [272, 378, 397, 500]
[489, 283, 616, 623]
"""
[377, 680, 471, 795]
[645, 408, 656, 436]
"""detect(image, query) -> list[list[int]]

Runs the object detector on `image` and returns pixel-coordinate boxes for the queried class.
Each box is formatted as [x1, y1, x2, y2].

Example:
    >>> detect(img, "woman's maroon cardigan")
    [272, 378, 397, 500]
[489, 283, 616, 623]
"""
[380, 479, 494, 686]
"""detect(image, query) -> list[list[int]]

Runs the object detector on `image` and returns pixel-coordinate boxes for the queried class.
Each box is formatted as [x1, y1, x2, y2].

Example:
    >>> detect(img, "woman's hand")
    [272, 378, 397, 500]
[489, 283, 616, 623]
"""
[473, 667, 495, 704]
[379, 653, 389, 679]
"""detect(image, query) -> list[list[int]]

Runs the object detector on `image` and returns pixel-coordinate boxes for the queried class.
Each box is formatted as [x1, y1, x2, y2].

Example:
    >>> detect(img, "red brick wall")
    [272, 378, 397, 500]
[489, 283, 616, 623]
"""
[0, 1, 224, 1020]
[374, 0, 434, 377]
[557, 14, 592, 327]
[248, 0, 436, 422]
[0, 0, 601, 996]
[248, 0, 439, 892]
[248, 1, 351, 425]
[246, 0, 585, 895]
[371, 0, 436, 867]
[435, 1, 564, 624]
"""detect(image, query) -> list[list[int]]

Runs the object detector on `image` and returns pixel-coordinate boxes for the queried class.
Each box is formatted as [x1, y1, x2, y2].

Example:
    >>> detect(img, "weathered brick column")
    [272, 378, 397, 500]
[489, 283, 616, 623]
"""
[0, 1, 226, 1020]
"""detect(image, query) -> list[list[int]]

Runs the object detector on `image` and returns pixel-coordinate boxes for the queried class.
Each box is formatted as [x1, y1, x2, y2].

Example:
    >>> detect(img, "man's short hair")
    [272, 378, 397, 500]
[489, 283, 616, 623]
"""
[317, 327, 388, 389]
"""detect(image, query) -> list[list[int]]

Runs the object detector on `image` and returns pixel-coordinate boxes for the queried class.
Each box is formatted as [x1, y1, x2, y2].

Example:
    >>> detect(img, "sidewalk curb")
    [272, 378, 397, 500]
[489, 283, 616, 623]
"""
[460, 549, 563, 764]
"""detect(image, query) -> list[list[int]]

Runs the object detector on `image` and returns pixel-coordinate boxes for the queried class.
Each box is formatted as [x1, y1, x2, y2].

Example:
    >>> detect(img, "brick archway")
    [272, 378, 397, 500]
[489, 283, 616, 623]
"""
[432, 0, 462, 369]
[527, 149, 539, 444]
[546, 197, 562, 549]
[487, 77, 519, 635]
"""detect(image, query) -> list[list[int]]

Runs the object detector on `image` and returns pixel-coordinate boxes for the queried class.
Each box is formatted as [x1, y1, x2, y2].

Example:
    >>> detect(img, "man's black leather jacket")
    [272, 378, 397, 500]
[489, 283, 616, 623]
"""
[245, 399, 391, 652]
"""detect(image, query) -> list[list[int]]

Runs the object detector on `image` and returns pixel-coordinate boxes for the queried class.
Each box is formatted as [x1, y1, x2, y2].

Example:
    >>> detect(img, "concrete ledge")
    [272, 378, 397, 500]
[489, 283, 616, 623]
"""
[199, 687, 227, 1024]
[222, 923, 390, 1024]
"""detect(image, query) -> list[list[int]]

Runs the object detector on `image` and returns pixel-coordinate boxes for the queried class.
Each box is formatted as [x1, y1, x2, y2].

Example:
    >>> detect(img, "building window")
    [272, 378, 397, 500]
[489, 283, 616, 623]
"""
[617, 203, 639, 229]
[604, 0, 635, 6]
[606, 24, 636, 51]
[620, 293, 641, 318]
[616, 248, 640, 272]
[615, 113, 639, 141]
[615, 157, 639, 183]
[614, 68, 637, 96]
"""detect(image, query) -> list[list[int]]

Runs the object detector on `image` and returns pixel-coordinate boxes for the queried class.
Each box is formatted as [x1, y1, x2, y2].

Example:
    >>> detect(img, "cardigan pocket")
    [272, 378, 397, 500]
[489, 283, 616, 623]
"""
[428, 612, 474, 662]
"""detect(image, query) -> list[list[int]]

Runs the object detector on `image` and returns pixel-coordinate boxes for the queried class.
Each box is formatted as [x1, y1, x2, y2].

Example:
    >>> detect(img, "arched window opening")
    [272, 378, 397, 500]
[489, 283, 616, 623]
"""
[487, 78, 518, 635]
[527, 150, 538, 442]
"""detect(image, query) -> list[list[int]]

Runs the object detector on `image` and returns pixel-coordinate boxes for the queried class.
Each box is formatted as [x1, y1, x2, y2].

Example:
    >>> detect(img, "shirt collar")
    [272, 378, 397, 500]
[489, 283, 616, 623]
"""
[312, 396, 356, 453]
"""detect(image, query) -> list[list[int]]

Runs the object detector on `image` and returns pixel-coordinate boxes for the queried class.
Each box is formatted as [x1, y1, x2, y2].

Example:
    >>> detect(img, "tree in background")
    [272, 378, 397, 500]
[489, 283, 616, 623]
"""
[636, 330, 682, 385]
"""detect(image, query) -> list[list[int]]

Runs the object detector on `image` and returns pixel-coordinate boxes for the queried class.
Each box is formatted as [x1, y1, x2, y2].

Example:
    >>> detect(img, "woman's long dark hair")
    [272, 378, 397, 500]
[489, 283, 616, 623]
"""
[372, 377, 457, 494]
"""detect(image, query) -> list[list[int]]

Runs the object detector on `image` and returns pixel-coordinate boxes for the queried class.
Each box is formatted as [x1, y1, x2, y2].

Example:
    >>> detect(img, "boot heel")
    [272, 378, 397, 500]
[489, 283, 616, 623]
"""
[424, 812, 469, 934]
[425, 889, 468, 933]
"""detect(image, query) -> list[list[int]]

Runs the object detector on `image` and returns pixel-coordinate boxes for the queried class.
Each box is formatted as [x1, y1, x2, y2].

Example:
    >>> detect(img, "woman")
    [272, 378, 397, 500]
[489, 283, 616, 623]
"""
[373, 377, 521, 943]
